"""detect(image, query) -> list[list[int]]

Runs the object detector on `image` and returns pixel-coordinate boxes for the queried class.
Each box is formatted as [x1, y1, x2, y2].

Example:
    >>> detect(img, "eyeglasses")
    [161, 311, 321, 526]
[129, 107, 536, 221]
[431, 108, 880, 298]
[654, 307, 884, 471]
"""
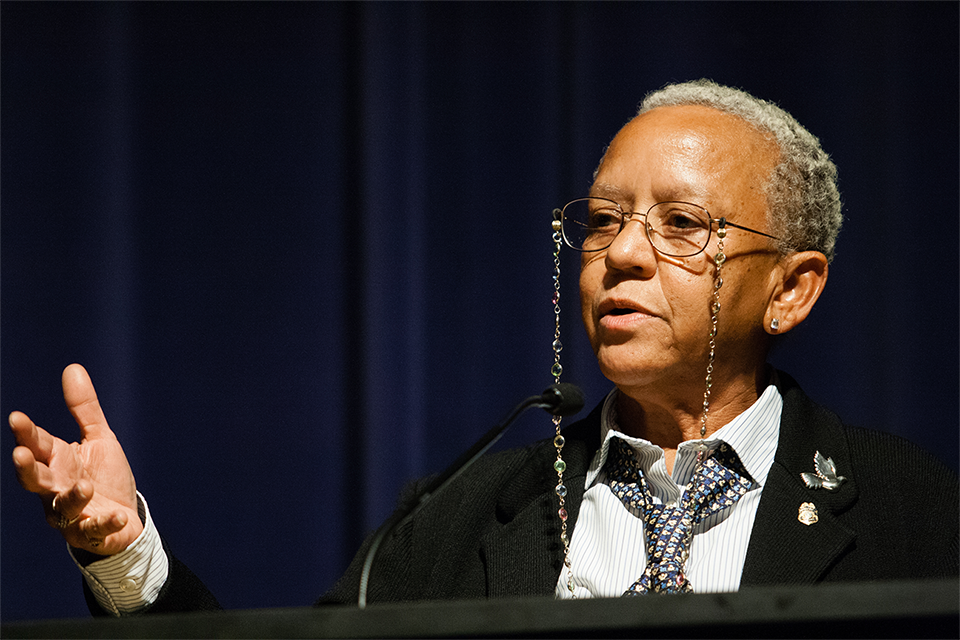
[557, 197, 780, 257]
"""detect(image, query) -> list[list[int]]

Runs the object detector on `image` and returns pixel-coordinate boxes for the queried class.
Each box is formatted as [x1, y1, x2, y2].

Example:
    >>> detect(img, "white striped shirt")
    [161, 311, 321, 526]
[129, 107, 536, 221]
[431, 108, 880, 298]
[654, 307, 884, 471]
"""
[555, 382, 782, 598]
[69, 492, 168, 615]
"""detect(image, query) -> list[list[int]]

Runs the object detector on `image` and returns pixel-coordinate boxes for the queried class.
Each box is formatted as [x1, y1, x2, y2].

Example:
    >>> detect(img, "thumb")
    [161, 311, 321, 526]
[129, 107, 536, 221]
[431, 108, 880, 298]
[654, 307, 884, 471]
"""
[62, 364, 112, 440]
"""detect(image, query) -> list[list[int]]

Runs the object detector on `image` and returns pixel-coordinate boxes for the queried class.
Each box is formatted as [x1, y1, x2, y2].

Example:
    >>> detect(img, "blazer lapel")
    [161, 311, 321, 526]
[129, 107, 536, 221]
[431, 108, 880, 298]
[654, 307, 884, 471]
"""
[741, 461, 857, 585]
[741, 372, 859, 585]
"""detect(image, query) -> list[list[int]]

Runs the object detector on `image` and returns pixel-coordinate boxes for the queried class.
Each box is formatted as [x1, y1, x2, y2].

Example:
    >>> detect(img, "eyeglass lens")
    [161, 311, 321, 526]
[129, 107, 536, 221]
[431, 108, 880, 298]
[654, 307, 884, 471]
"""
[561, 197, 712, 257]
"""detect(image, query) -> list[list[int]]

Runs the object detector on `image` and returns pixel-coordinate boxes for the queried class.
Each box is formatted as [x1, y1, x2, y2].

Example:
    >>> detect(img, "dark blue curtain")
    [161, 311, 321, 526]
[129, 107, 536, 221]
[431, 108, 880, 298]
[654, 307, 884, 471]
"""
[3, 1, 957, 620]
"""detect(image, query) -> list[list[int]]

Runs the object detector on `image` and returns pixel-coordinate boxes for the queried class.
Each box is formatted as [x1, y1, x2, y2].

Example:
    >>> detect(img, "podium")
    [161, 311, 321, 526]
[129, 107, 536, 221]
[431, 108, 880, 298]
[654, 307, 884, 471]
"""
[3, 579, 957, 638]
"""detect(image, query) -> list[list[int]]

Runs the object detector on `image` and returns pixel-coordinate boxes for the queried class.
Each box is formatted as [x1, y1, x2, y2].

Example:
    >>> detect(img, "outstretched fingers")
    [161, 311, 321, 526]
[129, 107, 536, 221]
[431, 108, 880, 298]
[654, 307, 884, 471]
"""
[10, 411, 61, 494]
[10, 410, 94, 517]
[9, 410, 56, 464]
[61, 364, 113, 441]
[12, 442, 49, 494]
[10, 365, 144, 554]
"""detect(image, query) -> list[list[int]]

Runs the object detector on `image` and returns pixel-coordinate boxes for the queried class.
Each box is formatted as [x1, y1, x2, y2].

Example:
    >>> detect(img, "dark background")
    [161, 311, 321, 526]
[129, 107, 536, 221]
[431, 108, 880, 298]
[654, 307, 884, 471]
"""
[3, 1, 957, 621]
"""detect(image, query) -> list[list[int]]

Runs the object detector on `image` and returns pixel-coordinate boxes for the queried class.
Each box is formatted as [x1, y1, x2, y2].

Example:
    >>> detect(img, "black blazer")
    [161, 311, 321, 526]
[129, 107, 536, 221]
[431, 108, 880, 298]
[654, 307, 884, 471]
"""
[90, 371, 958, 613]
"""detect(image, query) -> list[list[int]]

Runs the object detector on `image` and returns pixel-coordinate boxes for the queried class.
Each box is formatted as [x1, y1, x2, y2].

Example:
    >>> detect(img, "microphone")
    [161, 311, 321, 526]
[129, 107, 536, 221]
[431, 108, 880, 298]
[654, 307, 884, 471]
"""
[357, 383, 585, 607]
[539, 382, 585, 417]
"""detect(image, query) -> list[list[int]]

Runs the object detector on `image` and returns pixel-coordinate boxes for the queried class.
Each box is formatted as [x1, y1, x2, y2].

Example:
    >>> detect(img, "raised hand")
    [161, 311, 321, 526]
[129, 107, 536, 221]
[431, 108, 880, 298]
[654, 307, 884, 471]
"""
[10, 364, 143, 555]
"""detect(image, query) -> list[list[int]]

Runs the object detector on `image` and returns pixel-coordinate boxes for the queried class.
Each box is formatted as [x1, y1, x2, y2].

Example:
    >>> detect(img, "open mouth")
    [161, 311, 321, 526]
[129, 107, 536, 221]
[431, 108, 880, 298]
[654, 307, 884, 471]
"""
[597, 297, 658, 327]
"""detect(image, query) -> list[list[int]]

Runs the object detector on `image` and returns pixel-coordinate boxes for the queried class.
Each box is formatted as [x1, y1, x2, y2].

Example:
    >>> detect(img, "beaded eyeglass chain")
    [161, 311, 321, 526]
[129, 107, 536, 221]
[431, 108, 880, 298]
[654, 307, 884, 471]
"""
[549, 212, 576, 595]
[699, 220, 727, 453]
[548, 213, 728, 596]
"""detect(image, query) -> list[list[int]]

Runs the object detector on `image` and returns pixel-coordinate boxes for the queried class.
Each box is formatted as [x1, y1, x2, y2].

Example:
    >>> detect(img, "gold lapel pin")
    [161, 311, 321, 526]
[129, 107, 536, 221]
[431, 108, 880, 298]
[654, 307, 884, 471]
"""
[798, 502, 819, 526]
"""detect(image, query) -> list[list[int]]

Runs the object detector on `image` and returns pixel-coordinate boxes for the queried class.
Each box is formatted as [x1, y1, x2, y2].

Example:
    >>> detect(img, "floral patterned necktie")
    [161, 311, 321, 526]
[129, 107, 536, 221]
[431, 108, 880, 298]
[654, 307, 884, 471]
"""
[605, 437, 754, 595]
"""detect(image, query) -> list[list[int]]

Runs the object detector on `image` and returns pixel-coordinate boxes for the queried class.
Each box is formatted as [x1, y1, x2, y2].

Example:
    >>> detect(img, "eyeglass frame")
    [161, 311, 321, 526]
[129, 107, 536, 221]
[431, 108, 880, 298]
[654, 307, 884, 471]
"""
[556, 196, 781, 258]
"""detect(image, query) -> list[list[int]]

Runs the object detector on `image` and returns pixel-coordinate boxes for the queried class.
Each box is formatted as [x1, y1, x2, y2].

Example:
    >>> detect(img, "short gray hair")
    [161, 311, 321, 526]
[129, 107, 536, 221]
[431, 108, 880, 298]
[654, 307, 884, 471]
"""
[637, 79, 842, 263]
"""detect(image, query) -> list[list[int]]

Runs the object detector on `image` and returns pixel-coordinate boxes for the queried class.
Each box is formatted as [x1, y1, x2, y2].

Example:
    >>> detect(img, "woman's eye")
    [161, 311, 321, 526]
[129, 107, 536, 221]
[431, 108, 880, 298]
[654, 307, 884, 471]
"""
[661, 209, 706, 232]
[588, 209, 621, 229]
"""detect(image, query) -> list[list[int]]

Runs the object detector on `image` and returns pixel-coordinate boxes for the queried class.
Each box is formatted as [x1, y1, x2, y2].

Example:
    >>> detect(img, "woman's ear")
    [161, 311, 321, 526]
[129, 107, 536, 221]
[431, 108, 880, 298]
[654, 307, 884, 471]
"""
[764, 251, 829, 334]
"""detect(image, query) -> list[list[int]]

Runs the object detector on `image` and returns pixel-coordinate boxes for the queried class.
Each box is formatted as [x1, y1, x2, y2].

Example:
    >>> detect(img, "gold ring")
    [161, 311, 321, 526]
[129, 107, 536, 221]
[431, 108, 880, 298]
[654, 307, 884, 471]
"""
[51, 496, 79, 529]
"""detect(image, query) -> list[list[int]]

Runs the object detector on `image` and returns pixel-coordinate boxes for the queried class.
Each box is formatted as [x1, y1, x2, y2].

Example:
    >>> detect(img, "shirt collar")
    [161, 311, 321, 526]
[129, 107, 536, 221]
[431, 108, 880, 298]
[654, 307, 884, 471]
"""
[586, 381, 782, 489]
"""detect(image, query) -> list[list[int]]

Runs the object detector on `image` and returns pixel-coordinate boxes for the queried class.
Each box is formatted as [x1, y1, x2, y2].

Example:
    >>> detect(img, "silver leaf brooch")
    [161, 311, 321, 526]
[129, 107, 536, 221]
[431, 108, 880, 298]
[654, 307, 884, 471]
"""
[800, 451, 846, 491]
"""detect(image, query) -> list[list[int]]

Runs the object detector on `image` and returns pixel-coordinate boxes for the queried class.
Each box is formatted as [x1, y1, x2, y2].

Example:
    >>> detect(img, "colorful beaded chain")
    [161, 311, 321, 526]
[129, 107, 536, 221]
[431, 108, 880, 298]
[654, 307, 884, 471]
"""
[699, 222, 727, 444]
[548, 214, 729, 595]
[550, 213, 576, 595]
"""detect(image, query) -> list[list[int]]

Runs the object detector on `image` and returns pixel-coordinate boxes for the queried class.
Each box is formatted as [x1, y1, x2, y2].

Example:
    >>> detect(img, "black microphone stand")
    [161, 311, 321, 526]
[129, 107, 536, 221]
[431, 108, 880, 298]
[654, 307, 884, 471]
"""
[357, 384, 583, 607]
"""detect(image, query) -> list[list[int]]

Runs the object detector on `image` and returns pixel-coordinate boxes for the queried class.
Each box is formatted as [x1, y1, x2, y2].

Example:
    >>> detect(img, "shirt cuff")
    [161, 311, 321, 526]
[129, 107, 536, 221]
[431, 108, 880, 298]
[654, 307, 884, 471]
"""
[68, 492, 169, 616]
